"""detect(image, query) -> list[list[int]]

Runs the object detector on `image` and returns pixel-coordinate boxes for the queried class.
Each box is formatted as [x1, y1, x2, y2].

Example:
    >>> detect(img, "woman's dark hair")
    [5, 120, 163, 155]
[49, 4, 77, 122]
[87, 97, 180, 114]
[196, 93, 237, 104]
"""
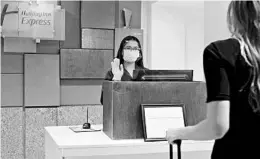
[116, 35, 145, 68]
[227, 0, 260, 114]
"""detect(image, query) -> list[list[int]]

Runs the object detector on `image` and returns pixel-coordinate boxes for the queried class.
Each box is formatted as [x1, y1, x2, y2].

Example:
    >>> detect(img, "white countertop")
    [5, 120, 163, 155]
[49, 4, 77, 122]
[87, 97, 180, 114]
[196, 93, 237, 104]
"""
[45, 125, 214, 151]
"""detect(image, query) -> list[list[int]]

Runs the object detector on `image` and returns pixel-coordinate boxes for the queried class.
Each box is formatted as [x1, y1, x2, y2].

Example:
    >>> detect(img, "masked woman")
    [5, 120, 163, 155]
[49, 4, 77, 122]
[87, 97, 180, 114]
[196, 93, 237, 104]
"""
[100, 36, 148, 105]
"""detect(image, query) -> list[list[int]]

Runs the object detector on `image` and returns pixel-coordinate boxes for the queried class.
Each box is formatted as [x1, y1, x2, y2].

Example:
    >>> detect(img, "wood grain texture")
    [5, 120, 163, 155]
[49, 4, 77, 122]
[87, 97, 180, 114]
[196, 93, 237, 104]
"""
[81, 29, 114, 49]
[36, 40, 60, 54]
[60, 49, 113, 79]
[24, 54, 60, 107]
[114, 28, 143, 57]
[115, 1, 142, 29]
[1, 74, 23, 107]
[59, 1, 81, 48]
[103, 81, 207, 140]
[4, 37, 36, 53]
[140, 82, 207, 126]
[1, 53, 23, 74]
[81, 1, 116, 29]
[102, 81, 113, 138]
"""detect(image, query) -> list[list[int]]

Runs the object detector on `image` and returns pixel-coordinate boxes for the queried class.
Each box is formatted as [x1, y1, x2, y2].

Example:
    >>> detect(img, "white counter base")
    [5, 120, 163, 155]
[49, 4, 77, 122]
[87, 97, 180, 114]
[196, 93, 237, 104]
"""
[45, 125, 214, 159]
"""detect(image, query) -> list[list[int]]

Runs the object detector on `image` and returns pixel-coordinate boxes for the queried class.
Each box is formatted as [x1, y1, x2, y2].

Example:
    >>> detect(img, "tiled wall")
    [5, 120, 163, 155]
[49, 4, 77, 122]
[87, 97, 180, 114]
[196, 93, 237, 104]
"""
[1, 1, 142, 159]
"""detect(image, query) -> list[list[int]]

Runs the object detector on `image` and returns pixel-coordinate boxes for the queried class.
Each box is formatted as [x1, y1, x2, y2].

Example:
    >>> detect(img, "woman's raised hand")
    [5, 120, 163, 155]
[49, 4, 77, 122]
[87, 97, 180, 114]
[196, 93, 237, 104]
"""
[111, 58, 124, 81]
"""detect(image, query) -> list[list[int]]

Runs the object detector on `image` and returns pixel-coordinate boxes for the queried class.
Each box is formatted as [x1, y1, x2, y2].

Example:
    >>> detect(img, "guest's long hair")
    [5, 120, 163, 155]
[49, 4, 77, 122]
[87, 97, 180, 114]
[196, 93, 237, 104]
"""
[227, 0, 260, 114]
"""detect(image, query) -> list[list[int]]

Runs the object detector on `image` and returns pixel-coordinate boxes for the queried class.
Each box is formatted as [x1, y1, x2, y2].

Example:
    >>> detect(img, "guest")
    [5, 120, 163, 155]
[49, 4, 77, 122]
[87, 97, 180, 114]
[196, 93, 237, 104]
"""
[166, 1, 260, 158]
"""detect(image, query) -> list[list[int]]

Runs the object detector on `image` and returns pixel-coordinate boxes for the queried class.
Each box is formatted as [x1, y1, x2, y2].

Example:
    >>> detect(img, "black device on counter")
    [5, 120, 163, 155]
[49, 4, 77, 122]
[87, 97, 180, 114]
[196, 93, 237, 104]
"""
[83, 108, 91, 129]
[133, 70, 193, 81]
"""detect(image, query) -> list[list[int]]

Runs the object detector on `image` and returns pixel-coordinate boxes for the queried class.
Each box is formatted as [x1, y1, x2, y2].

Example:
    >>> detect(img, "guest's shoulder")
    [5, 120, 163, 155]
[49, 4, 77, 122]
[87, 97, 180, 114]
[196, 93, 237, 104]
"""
[204, 38, 240, 60]
[206, 38, 239, 51]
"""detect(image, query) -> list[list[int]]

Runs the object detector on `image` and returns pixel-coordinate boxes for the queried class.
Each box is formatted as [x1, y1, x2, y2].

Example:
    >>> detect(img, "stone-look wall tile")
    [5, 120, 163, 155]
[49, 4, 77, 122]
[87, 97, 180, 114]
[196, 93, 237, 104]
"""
[81, 1, 115, 29]
[57, 106, 88, 126]
[25, 108, 57, 159]
[60, 49, 113, 79]
[88, 106, 103, 125]
[1, 107, 23, 159]
[81, 29, 114, 49]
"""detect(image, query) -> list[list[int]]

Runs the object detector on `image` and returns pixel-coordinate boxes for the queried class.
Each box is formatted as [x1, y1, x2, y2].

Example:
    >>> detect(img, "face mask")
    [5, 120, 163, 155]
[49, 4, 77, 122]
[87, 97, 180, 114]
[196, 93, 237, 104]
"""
[123, 49, 140, 62]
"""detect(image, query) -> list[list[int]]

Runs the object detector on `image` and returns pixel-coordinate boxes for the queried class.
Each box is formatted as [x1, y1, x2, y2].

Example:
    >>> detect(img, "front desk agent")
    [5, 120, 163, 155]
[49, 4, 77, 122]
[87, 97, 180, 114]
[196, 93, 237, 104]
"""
[100, 35, 148, 105]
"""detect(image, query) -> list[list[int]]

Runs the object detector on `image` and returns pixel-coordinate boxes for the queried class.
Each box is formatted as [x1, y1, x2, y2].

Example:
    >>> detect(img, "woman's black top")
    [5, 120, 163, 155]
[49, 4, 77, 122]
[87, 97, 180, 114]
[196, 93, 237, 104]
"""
[100, 65, 148, 105]
[204, 38, 260, 159]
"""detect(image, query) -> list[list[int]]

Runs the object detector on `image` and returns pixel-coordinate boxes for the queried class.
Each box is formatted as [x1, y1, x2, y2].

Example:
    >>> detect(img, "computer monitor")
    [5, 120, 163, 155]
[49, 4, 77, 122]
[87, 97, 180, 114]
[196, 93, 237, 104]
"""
[133, 70, 193, 81]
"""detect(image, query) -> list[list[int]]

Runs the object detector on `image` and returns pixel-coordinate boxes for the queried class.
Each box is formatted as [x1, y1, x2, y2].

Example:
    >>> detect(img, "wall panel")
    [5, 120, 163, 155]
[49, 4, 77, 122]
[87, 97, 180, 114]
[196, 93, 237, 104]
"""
[61, 85, 102, 105]
[59, 1, 81, 48]
[36, 40, 60, 54]
[1, 74, 23, 107]
[115, 1, 142, 29]
[81, 1, 116, 29]
[4, 37, 36, 53]
[81, 29, 114, 49]
[24, 54, 60, 107]
[60, 49, 113, 79]
[1, 53, 23, 74]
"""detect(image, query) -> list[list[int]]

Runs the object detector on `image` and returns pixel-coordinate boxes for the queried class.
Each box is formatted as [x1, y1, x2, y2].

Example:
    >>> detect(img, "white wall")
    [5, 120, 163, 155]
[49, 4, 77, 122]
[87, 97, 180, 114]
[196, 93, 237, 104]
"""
[146, 1, 231, 81]
[204, 1, 231, 46]
[150, 1, 204, 81]
[151, 2, 186, 70]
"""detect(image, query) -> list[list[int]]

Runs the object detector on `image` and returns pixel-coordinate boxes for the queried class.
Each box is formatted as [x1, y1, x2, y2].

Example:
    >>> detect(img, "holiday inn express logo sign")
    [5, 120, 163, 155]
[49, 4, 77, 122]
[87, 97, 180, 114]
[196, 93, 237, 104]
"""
[19, 2, 54, 38]
[20, 9, 52, 26]
[1, 2, 54, 39]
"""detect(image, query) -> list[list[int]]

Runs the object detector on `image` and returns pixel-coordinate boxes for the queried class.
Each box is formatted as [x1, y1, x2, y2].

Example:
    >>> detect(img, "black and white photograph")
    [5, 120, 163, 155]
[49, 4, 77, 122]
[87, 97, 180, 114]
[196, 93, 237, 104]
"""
[1, 0, 260, 159]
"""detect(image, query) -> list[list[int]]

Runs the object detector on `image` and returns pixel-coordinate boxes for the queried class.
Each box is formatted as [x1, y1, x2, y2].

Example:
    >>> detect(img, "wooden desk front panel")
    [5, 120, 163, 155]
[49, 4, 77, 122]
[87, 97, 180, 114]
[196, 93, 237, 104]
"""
[103, 82, 207, 140]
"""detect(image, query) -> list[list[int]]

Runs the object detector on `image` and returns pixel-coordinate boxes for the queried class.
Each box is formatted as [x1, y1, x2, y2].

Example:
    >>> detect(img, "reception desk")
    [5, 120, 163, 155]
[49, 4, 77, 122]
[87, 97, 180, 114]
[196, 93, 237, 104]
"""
[45, 125, 214, 159]
[102, 81, 207, 140]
